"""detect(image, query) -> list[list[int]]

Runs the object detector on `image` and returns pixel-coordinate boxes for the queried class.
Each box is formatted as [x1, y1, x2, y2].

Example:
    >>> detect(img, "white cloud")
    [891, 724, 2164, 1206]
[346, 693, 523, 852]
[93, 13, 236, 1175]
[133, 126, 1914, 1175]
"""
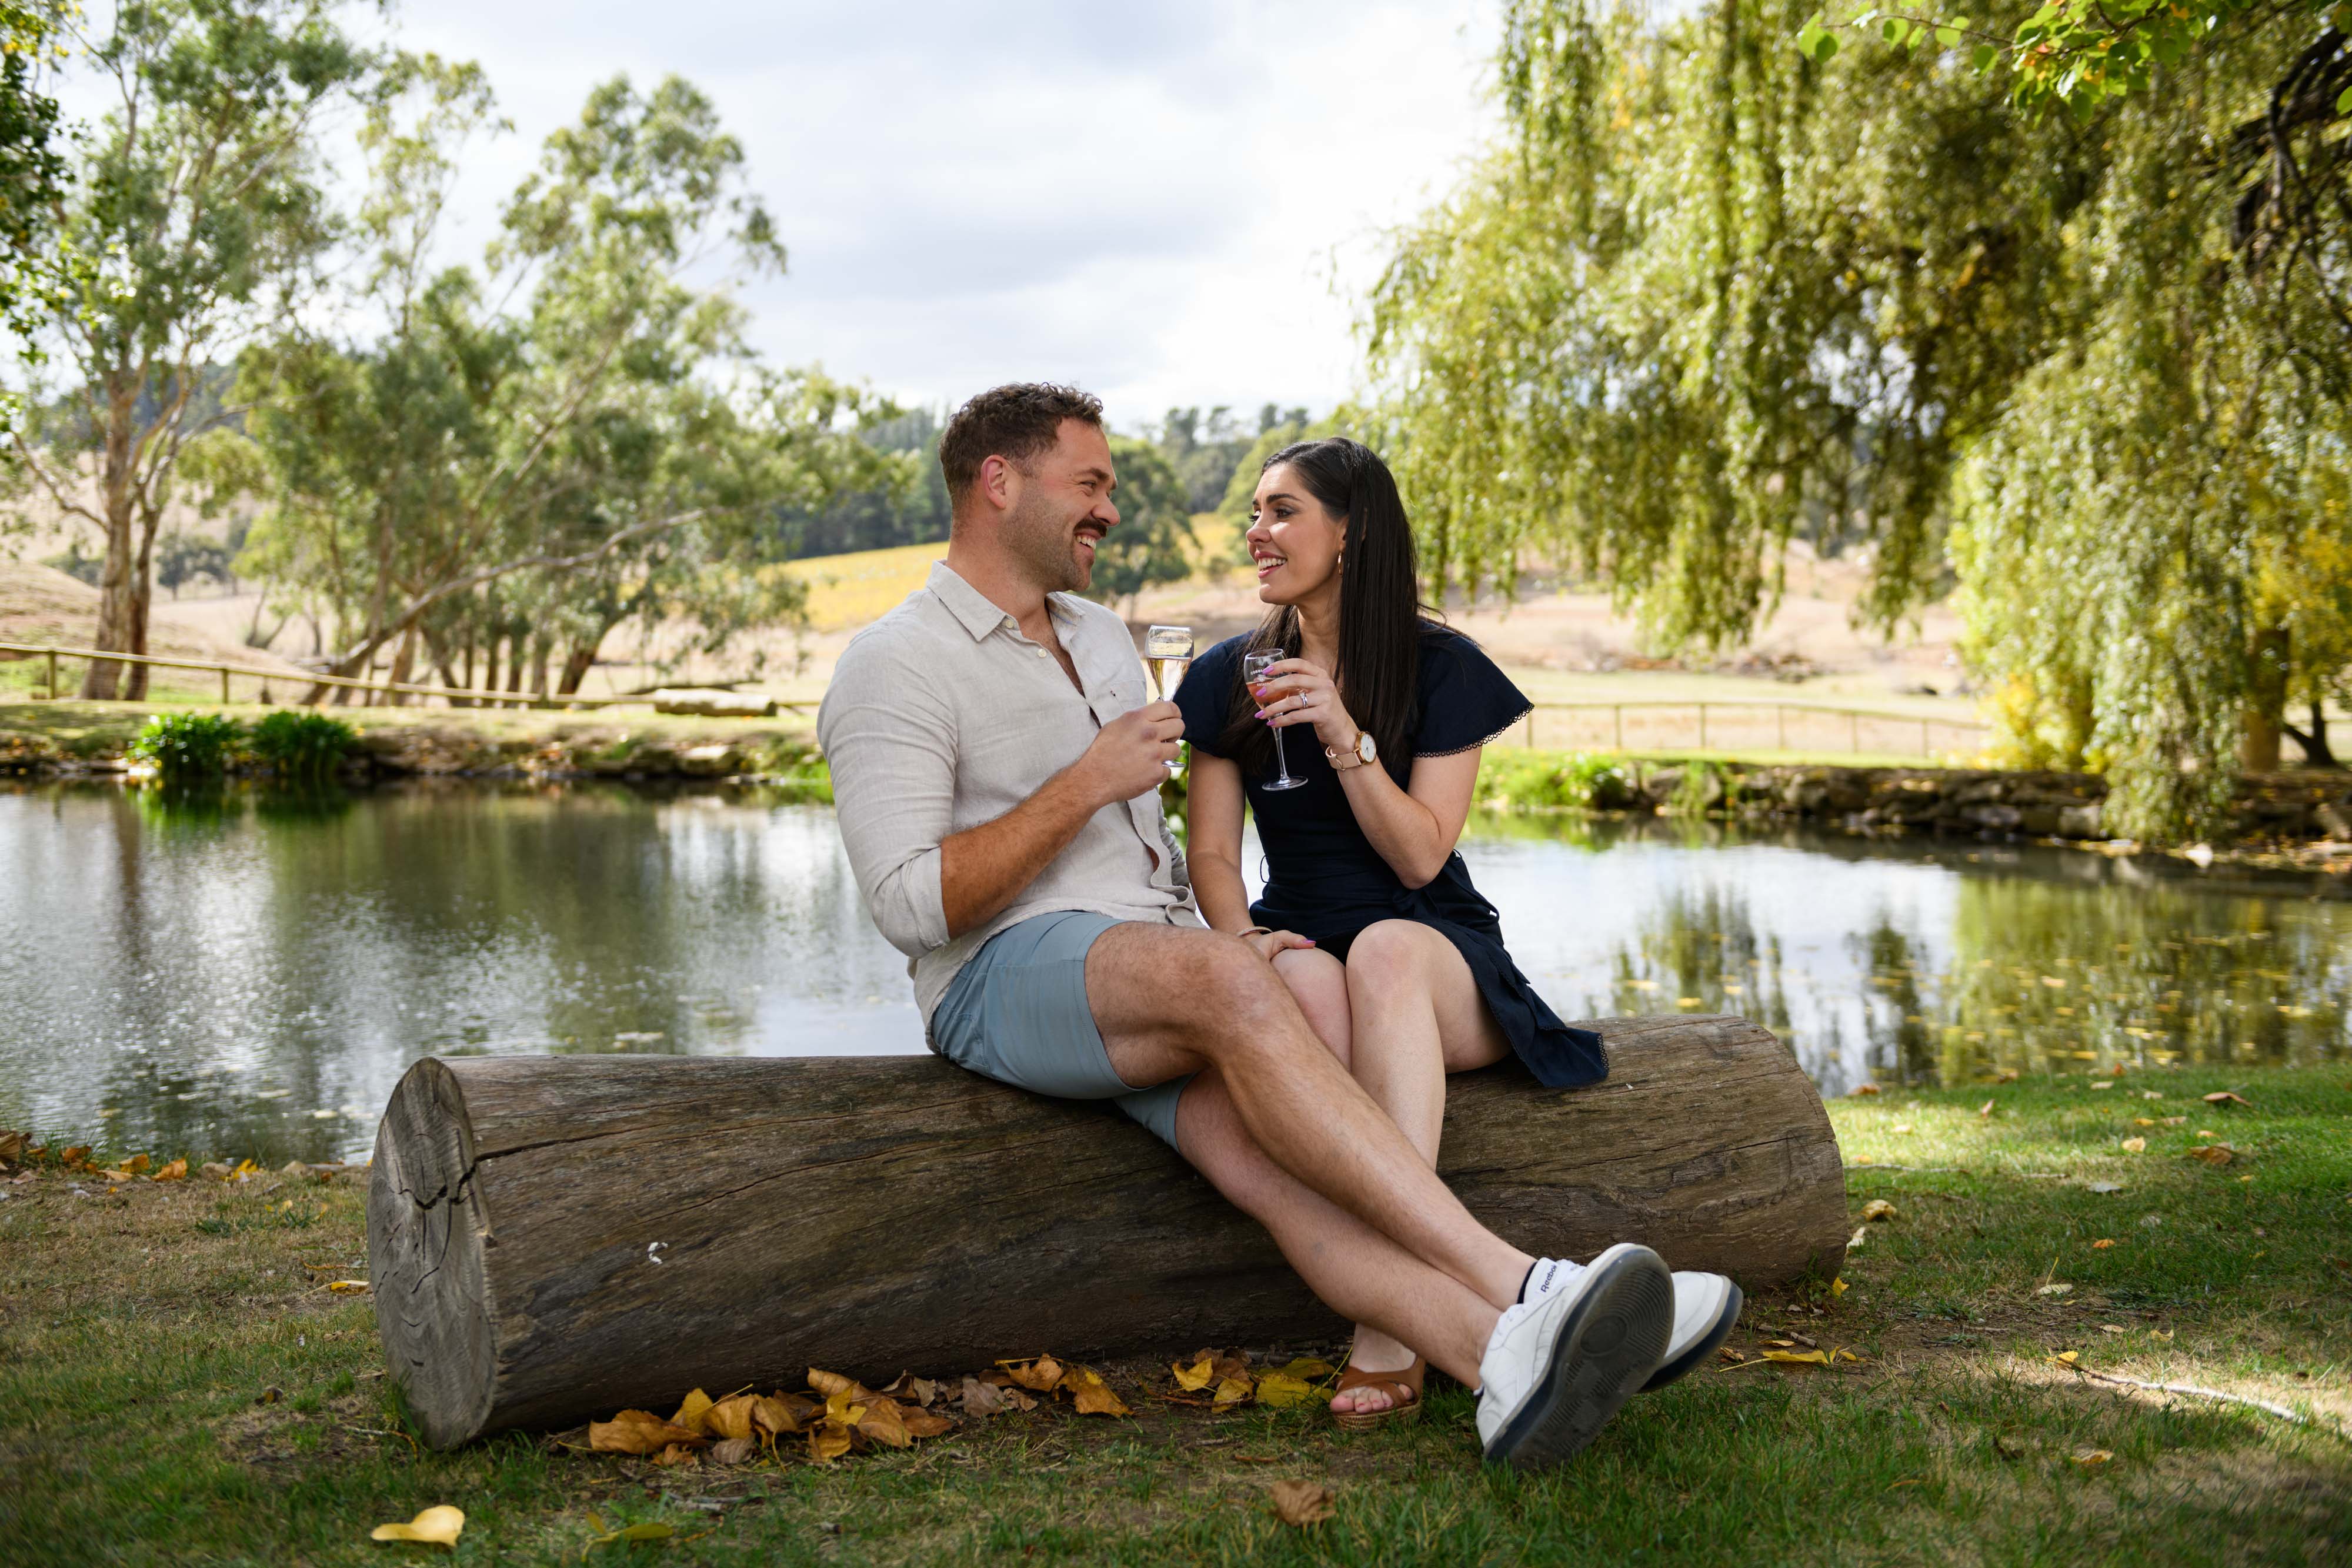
[380, 0, 1502, 425]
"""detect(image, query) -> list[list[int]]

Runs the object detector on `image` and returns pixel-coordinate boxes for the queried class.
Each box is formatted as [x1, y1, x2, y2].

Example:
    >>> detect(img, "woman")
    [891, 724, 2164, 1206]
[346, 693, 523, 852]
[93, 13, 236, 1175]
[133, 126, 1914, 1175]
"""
[1175, 438, 1733, 1426]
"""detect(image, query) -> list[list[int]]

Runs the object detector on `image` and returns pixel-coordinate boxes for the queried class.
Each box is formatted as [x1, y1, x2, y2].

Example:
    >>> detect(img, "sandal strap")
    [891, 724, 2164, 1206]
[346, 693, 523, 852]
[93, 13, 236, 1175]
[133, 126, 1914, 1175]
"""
[1335, 1356, 1426, 1403]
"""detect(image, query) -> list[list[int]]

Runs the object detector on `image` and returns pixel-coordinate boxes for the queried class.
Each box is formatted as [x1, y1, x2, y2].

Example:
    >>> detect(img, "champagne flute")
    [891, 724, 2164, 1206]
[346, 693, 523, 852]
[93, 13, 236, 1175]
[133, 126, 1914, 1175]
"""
[1242, 647, 1307, 792]
[1144, 624, 1192, 773]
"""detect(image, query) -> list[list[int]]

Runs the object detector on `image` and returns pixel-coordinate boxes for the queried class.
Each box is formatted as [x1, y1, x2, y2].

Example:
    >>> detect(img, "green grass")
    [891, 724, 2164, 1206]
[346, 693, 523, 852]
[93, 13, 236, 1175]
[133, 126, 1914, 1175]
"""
[2, 1065, 2344, 1563]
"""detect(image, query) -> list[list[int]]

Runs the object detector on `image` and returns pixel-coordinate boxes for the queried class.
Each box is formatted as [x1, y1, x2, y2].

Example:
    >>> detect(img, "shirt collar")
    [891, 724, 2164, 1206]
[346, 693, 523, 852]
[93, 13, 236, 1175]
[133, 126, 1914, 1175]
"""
[927, 561, 1082, 643]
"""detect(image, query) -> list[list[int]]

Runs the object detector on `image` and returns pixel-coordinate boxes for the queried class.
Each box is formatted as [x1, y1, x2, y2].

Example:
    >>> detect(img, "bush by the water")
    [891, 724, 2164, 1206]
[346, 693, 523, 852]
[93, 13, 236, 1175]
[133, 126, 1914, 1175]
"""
[245, 710, 356, 780]
[126, 713, 244, 783]
[1476, 750, 1635, 812]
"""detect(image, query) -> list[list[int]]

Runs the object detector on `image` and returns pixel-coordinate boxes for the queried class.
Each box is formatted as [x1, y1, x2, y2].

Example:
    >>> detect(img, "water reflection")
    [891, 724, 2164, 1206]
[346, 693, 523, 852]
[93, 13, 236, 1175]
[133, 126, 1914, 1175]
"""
[2, 783, 2343, 1163]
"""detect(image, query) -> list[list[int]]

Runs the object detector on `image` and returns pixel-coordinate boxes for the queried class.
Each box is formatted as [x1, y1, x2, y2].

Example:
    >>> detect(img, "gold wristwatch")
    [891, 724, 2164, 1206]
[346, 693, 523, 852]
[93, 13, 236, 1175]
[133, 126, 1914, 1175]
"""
[1327, 729, 1377, 770]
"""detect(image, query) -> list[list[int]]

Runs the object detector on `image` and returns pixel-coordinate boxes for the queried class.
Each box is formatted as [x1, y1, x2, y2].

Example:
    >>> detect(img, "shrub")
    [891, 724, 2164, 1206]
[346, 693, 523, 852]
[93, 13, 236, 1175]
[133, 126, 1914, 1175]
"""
[128, 712, 243, 782]
[1477, 750, 1634, 811]
[245, 710, 357, 780]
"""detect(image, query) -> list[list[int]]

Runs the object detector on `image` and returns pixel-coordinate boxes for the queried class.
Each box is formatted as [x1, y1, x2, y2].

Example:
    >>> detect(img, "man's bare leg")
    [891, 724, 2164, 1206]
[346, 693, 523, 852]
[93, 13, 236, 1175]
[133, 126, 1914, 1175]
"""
[1168, 1064, 1496, 1386]
[1087, 922, 1530, 1311]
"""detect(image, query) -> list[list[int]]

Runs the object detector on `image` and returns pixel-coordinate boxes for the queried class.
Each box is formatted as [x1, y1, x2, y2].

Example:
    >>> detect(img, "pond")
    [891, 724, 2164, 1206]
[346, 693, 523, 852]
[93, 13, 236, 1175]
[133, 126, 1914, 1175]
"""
[4, 779, 2346, 1165]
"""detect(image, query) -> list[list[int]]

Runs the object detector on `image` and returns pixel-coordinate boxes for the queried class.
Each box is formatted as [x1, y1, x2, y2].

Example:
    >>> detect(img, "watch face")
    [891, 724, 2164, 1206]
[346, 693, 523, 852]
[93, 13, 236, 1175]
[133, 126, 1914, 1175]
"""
[1357, 732, 1377, 763]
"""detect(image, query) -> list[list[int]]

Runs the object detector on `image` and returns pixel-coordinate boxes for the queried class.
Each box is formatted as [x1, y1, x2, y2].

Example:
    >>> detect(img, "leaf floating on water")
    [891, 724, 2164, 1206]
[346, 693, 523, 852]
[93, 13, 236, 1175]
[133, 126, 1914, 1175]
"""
[369, 1504, 463, 1548]
[1862, 1199, 1897, 1223]
[1269, 1480, 1336, 1527]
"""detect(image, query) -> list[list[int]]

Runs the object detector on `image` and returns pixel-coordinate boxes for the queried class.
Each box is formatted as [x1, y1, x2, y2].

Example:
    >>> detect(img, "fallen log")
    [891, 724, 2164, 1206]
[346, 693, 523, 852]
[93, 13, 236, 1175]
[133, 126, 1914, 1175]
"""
[368, 1013, 1846, 1448]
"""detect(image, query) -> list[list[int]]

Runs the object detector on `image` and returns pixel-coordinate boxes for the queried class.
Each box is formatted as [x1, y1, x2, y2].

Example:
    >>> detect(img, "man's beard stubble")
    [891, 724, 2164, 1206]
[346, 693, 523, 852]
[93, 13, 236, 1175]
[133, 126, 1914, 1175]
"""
[1003, 488, 1092, 596]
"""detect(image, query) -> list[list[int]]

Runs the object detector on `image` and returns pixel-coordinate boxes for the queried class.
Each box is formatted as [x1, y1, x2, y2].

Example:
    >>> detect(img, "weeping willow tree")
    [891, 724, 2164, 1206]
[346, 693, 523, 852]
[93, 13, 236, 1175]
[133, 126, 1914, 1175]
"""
[1366, 0, 2352, 838]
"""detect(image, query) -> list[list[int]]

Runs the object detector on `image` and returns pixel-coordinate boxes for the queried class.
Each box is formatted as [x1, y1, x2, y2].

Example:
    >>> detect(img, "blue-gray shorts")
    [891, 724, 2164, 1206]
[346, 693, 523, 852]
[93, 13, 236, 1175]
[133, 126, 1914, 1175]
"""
[930, 910, 1191, 1147]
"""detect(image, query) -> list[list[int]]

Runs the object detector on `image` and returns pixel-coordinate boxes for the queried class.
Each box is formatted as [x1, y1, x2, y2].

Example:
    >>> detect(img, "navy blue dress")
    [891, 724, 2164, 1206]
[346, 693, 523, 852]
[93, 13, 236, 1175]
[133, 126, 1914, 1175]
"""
[1175, 627, 1608, 1090]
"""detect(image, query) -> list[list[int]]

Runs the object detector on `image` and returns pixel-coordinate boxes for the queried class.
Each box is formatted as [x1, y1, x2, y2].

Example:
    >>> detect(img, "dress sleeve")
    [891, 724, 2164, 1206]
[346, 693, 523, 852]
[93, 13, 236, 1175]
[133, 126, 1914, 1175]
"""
[1414, 632, 1532, 758]
[1175, 637, 1242, 757]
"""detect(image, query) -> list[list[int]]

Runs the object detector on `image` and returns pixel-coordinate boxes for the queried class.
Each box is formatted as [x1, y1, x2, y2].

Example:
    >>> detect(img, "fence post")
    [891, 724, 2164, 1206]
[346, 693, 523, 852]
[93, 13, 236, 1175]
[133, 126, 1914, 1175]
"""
[1613, 705, 1623, 750]
[221, 666, 231, 705]
[1698, 703, 1708, 750]
[1921, 718, 1930, 759]
[1850, 712, 1860, 753]
[1776, 705, 1787, 750]
[47, 649, 59, 700]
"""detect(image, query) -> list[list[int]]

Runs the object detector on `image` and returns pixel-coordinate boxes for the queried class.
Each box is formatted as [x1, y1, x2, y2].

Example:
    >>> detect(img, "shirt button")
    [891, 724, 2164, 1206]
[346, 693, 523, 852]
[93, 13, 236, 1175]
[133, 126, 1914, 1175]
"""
[1035, 649, 1048, 659]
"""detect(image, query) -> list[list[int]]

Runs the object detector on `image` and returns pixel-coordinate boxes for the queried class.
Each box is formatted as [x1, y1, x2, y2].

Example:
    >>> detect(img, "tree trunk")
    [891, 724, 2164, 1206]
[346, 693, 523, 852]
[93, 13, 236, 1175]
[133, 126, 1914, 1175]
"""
[2283, 699, 2337, 769]
[555, 627, 608, 696]
[368, 1015, 1847, 1450]
[2240, 625, 2290, 774]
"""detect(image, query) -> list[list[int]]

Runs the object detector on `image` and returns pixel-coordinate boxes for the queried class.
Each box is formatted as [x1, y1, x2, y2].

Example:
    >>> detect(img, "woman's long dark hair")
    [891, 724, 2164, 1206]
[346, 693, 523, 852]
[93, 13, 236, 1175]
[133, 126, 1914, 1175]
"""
[1216, 438, 1440, 778]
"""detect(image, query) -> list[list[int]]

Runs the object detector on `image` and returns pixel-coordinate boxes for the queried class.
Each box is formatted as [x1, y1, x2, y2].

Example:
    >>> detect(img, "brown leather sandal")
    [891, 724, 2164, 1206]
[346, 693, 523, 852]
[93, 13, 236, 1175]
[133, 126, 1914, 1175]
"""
[1329, 1355, 1425, 1430]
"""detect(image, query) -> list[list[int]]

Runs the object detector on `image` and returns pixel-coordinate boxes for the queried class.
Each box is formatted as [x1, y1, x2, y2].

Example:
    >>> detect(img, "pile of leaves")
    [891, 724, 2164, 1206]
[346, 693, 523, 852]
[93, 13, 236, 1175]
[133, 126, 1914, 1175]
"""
[586, 1359, 1131, 1470]
[1165, 1349, 1338, 1409]
[0, 1134, 343, 1189]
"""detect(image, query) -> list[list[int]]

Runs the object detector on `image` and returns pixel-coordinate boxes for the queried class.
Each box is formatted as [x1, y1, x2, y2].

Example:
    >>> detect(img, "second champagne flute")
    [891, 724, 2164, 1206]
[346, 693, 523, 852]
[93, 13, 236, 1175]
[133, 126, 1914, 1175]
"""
[1143, 625, 1192, 773]
[1242, 647, 1306, 792]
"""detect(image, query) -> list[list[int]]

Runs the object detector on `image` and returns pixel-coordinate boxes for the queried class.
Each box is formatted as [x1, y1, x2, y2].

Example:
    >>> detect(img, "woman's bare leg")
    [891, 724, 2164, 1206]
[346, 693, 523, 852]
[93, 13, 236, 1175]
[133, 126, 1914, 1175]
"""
[1330, 920, 1513, 1414]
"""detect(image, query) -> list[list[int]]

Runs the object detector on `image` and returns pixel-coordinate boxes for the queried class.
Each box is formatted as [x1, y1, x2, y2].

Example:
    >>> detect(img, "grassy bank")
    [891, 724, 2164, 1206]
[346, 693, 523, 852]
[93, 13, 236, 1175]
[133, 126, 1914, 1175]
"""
[2, 1064, 2344, 1564]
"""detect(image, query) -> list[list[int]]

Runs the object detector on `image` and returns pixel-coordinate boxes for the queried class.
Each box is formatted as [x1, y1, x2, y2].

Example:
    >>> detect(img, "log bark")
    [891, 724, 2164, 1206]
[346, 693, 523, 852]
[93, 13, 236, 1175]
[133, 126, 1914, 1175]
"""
[368, 1014, 1846, 1449]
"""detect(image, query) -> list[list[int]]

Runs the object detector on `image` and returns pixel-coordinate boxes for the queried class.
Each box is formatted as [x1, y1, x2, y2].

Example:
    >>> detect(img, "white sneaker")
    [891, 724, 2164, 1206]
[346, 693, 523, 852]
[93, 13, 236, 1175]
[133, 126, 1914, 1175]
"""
[1641, 1271, 1743, 1392]
[1521, 1257, 1743, 1394]
[1474, 1242, 1673, 1470]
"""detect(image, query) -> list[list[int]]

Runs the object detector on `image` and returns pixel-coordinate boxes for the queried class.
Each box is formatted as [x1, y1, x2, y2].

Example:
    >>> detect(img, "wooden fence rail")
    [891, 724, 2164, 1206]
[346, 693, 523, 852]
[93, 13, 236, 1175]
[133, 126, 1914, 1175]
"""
[0, 640, 818, 713]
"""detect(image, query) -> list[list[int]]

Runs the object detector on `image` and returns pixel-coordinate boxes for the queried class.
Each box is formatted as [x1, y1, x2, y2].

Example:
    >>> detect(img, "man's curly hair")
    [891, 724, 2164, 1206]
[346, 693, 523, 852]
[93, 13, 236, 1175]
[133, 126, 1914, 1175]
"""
[938, 382, 1105, 503]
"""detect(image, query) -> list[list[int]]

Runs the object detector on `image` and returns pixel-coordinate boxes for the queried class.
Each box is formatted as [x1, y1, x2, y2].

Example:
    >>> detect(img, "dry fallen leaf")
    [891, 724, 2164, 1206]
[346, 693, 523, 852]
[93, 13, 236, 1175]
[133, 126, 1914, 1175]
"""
[585, 1514, 675, 1548]
[705, 1393, 757, 1442]
[2134, 1117, 2156, 1127]
[369, 1504, 463, 1548]
[589, 1410, 706, 1456]
[823, 1389, 868, 1430]
[2092, 1238, 2117, 1249]
[1063, 1367, 1132, 1417]
[1172, 1356, 1214, 1392]
[2038, 1283, 2074, 1297]
[1846, 1226, 1868, 1251]
[2069, 1447, 2113, 1467]
[2089, 1081, 2114, 1092]
[1850, 1083, 1881, 1096]
[324, 1279, 370, 1294]
[959, 1376, 1007, 1417]
[152, 1158, 187, 1182]
[1862, 1199, 1897, 1223]
[1891, 1123, 1914, 1135]
[2185, 1143, 2236, 1166]
[1269, 1480, 1336, 1527]
[200, 1161, 232, 1182]
[118, 1153, 151, 1175]
[2201, 1091, 2249, 1106]
[1252, 1370, 1316, 1409]
[751, 1394, 802, 1438]
[2121, 1137, 2147, 1153]
[669, 1388, 715, 1436]
[1212, 1376, 1254, 1406]
[708, 1436, 757, 1466]
[808, 1368, 872, 1401]
[856, 1396, 912, 1449]
[2053, 1350, 2081, 1365]
[807, 1424, 852, 1464]
[1761, 1349, 1829, 1366]
[1004, 1356, 1065, 1393]
[650, 1443, 697, 1468]
[903, 1407, 954, 1439]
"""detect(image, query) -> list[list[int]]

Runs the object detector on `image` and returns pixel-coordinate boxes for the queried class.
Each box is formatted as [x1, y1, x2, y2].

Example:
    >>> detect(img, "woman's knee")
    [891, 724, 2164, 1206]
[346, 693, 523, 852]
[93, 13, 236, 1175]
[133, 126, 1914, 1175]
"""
[1273, 946, 1352, 1066]
[1345, 920, 1440, 1003]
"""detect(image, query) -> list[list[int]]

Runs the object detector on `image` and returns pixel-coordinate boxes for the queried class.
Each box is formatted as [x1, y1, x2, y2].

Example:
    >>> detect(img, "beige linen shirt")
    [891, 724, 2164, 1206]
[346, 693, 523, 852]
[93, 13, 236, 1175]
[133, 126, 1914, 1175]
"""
[818, 562, 1199, 1030]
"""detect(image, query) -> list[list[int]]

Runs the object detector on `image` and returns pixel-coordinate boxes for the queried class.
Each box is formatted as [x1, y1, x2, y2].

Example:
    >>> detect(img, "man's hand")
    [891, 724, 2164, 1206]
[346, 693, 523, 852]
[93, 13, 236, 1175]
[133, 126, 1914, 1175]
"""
[1074, 699, 1183, 805]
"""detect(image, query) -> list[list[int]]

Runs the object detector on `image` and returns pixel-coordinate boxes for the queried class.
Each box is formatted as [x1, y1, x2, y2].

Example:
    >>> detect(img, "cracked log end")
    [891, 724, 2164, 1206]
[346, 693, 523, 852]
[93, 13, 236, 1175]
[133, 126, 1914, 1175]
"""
[365, 1016, 1846, 1448]
[368, 1057, 500, 1449]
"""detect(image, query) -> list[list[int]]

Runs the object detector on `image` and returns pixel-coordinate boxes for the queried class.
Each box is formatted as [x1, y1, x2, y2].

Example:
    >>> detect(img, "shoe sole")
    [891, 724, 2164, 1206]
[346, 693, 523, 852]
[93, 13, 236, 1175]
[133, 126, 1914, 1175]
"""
[1639, 1280, 1743, 1393]
[1484, 1245, 1674, 1471]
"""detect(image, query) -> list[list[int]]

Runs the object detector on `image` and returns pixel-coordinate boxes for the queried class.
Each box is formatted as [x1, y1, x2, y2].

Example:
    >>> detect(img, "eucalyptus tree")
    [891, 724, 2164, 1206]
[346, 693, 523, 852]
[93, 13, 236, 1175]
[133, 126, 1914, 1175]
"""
[7, 0, 378, 699]
[0, 2, 69, 445]
[228, 70, 895, 702]
[1084, 435, 1196, 618]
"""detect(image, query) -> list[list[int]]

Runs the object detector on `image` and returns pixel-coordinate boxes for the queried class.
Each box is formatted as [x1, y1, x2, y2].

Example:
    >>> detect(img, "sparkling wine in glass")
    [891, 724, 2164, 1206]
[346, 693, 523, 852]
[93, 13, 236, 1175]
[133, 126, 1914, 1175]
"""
[1144, 625, 1192, 772]
[1242, 647, 1307, 792]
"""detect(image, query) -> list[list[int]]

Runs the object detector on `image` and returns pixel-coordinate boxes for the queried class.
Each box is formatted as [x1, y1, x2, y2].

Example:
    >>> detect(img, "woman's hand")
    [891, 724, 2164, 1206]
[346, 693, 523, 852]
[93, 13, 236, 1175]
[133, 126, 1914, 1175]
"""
[1250, 657, 1360, 755]
[1242, 928, 1317, 963]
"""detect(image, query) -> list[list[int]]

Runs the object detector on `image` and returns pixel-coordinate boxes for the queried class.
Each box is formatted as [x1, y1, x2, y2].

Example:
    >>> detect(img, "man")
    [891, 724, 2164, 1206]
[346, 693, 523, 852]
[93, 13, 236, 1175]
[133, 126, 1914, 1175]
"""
[819, 383, 1698, 1469]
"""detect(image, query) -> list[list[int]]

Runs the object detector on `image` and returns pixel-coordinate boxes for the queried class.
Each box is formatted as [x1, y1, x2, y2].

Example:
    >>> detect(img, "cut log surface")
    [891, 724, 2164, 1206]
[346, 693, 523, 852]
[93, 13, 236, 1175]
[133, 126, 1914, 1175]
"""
[369, 1015, 1846, 1449]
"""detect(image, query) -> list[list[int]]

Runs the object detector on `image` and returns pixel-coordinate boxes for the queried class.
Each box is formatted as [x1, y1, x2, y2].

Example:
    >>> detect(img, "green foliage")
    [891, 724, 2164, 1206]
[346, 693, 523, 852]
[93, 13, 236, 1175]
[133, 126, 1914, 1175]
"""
[243, 709, 355, 780]
[1085, 436, 1197, 612]
[128, 712, 244, 782]
[155, 529, 232, 596]
[1476, 749, 1636, 810]
[1804, 0, 2344, 118]
[0, 2, 70, 446]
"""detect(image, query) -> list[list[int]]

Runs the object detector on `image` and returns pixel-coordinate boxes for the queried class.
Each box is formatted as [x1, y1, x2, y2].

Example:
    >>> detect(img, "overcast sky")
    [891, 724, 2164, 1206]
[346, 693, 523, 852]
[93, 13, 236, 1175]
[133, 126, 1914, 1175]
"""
[363, 1, 1501, 431]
